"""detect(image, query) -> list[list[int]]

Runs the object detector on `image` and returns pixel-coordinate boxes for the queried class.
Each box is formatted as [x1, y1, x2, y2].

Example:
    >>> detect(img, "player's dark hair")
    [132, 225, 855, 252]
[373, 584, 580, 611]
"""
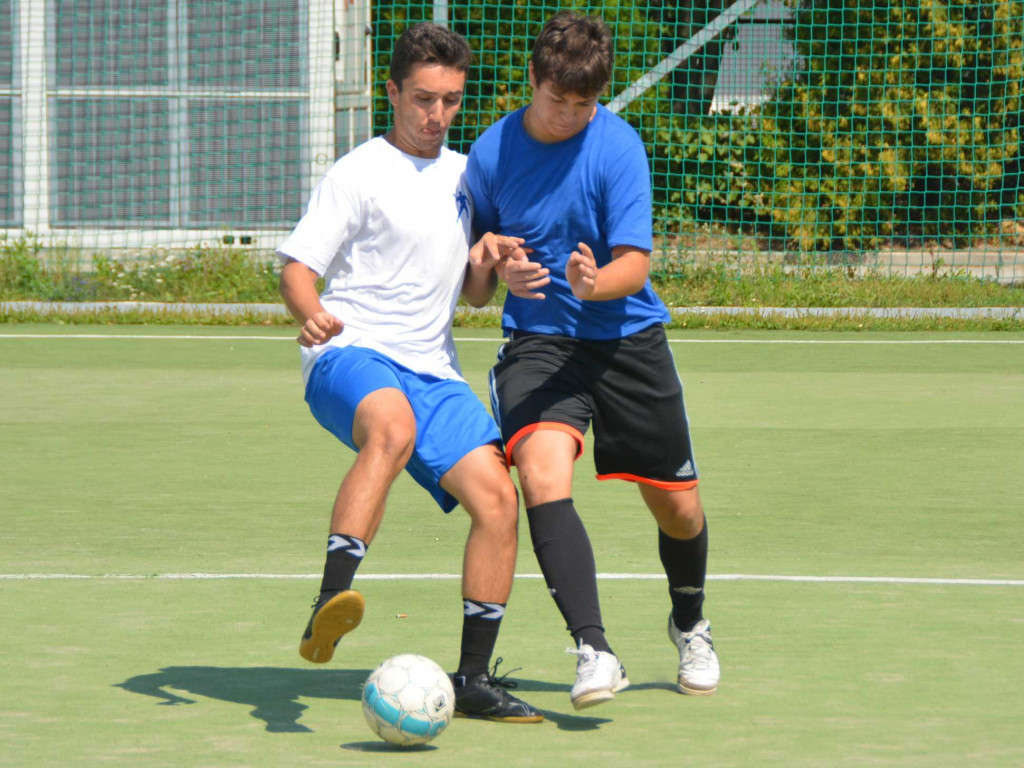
[389, 23, 473, 90]
[530, 11, 612, 98]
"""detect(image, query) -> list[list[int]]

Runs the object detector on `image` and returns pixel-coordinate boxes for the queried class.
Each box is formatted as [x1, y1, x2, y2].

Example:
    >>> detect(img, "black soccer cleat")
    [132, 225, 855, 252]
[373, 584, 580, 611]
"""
[451, 658, 544, 723]
[298, 590, 365, 664]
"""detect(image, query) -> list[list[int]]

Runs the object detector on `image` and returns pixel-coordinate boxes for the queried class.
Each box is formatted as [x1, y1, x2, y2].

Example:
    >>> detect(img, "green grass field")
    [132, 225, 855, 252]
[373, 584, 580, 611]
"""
[2, 325, 1022, 767]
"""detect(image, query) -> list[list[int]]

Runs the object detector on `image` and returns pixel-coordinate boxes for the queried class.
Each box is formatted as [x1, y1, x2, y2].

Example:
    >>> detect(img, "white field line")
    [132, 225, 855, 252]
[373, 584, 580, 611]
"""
[1, 333, 1023, 345]
[0, 334, 295, 340]
[1, 572, 1021, 586]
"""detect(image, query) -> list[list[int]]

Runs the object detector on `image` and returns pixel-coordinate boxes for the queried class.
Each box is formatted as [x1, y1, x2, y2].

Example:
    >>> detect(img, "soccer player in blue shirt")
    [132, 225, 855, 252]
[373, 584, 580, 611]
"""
[466, 11, 721, 710]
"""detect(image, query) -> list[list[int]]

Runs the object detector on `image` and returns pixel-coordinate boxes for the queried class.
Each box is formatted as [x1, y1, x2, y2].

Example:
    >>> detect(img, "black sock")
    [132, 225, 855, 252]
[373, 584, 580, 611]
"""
[319, 534, 366, 599]
[659, 517, 708, 632]
[572, 626, 610, 652]
[527, 499, 612, 654]
[457, 599, 505, 678]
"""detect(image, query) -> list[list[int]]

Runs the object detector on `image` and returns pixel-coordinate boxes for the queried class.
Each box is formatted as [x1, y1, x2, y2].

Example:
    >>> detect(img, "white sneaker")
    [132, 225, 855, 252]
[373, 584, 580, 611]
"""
[668, 616, 720, 695]
[568, 644, 630, 710]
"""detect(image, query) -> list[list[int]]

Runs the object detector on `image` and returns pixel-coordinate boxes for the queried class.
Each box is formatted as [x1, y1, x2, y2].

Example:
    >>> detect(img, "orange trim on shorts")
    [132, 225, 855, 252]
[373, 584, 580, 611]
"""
[505, 422, 585, 467]
[596, 472, 700, 491]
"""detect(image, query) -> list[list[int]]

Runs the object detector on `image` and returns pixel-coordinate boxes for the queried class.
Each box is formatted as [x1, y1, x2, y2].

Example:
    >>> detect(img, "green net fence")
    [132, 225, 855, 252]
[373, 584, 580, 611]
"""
[3, 0, 1023, 282]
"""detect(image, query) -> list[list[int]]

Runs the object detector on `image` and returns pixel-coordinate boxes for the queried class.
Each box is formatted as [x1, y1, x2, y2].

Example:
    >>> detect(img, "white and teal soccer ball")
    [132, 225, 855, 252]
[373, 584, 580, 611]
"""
[361, 654, 455, 746]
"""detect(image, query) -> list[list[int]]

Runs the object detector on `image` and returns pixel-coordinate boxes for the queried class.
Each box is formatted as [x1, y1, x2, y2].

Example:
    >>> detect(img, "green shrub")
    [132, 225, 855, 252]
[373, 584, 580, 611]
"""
[370, 1, 1024, 255]
[0, 233, 50, 296]
[740, 0, 1024, 251]
[0, 242, 280, 303]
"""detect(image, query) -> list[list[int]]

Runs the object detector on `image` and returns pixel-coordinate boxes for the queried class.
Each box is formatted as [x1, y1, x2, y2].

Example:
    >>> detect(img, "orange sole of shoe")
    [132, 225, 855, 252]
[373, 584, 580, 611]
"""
[299, 590, 365, 664]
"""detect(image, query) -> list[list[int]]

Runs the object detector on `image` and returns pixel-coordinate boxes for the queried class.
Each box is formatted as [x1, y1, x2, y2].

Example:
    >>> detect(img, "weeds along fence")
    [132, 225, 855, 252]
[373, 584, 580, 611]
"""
[2, 1, 1023, 282]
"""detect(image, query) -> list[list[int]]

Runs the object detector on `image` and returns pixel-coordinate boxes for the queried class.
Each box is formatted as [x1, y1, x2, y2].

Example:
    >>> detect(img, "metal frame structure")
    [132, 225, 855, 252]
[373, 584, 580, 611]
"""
[4, 0, 343, 251]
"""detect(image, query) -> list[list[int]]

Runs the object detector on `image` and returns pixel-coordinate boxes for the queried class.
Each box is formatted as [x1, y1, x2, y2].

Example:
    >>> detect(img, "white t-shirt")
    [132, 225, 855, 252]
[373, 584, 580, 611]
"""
[277, 137, 474, 384]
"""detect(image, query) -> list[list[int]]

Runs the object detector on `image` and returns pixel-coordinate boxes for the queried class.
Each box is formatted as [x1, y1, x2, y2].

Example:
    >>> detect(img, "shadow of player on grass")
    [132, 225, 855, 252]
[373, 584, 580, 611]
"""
[115, 666, 367, 733]
[115, 667, 614, 733]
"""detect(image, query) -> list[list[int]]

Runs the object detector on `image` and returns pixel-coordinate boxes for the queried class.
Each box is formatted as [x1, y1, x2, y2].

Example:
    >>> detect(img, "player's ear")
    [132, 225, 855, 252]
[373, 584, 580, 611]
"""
[528, 61, 537, 90]
[386, 79, 399, 107]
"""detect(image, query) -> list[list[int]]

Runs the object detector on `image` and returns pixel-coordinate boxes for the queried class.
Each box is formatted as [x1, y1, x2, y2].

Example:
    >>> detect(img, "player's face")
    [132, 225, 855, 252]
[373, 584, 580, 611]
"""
[386, 62, 466, 158]
[524, 64, 599, 144]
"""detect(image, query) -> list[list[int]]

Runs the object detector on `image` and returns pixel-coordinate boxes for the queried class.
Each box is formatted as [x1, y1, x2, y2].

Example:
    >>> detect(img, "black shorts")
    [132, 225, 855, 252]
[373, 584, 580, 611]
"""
[489, 324, 699, 489]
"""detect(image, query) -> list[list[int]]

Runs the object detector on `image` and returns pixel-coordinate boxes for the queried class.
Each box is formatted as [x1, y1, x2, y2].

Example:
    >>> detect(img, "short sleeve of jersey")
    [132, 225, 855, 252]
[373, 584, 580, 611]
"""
[276, 173, 362, 276]
[465, 143, 499, 236]
[601, 126, 653, 253]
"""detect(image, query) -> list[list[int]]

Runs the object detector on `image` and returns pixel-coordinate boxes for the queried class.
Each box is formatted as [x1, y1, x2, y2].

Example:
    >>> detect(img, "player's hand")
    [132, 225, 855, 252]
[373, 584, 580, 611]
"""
[297, 311, 343, 348]
[567, 241, 598, 300]
[503, 249, 551, 300]
[469, 233, 527, 271]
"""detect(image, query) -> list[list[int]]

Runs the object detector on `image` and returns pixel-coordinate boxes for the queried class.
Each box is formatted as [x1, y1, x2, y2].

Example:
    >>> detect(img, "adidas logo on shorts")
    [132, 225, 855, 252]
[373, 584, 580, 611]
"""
[675, 460, 695, 478]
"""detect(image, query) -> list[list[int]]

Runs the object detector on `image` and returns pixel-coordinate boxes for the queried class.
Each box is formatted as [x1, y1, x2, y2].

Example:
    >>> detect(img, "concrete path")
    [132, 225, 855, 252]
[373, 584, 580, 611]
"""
[2, 301, 1020, 320]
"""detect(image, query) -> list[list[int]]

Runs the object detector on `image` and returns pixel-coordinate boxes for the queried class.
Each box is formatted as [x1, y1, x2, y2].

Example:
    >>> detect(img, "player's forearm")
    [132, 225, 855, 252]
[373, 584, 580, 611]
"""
[279, 260, 326, 324]
[587, 249, 650, 300]
[461, 264, 499, 308]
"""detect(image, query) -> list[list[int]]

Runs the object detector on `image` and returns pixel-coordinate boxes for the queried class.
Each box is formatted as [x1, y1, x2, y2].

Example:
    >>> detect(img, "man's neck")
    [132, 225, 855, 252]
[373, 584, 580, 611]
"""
[521, 105, 596, 145]
[384, 130, 441, 159]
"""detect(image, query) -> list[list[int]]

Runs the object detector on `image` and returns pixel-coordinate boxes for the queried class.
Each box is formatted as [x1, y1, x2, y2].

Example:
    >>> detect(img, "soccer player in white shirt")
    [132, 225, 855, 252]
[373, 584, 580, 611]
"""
[277, 23, 541, 724]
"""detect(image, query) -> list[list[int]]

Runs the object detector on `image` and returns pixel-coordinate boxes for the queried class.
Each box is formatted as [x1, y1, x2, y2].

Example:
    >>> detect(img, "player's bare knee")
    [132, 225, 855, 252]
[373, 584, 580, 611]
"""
[514, 466, 567, 506]
[490, 486, 521, 529]
[659, 513, 702, 540]
[646, 487, 703, 537]
[677, 494, 704, 522]
[467, 484, 519, 535]
[496, 482, 520, 529]
[362, 422, 415, 466]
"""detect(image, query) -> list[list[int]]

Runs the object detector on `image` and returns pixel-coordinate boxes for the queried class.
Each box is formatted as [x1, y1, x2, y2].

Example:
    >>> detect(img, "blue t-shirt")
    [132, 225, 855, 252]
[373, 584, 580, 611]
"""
[466, 104, 669, 339]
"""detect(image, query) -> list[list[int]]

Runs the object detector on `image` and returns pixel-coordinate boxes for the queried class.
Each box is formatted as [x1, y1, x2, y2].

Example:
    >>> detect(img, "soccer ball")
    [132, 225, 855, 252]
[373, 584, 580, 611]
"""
[361, 654, 455, 746]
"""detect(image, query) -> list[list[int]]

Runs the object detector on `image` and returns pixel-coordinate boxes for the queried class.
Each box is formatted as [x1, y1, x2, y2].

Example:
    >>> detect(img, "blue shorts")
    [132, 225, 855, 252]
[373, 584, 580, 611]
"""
[304, 345, 501, 512]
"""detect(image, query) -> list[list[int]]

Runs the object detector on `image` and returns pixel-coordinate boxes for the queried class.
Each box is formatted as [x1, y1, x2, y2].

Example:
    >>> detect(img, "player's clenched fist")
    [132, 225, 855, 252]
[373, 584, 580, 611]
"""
[298, 311, 344, 348]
